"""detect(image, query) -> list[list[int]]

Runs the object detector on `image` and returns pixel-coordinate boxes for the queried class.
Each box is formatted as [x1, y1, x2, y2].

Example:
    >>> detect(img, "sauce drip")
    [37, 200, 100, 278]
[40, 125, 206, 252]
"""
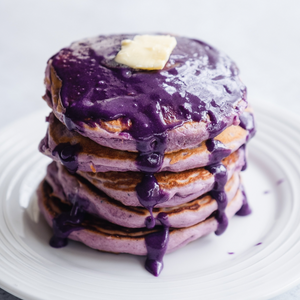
[206, 138, 231, 165]
[205, 162, 228, 235]
[145, 213, 170, 276]
[52, 143, 81, 173]
[50, 194, 89, 248]
[239, 144, 247, 171]
[239, 111, 256, 141]
[236, 185, 251, 216]
[135, 134, 169, 228]
[50, 203, 84, 248]
[136, 174, 168, 229]
[238, 111, 256, 171]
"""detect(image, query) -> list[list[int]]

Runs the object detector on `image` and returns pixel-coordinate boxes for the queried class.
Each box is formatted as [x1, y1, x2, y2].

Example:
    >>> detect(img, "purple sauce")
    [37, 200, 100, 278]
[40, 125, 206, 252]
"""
[136, 174, 169, 229]
[50, 203, 85, 248]
[239, 144, 247, 171]
[205, 162, 228, 235]
[255, 242, 262, 246]
[239, 111, 256, 141]
[135, 133, 170, 229]
[236, 185, 251, 216]
[238, 111, 256, 172]
[52, 143, 82, 173]
[50, 194, 89, 248]
[49, 35, 246, 144]
[277, 179, 284, 185]
[228, 252, 235, 255]
[206, 139, 231, 165]
[145, 212, 170, 276]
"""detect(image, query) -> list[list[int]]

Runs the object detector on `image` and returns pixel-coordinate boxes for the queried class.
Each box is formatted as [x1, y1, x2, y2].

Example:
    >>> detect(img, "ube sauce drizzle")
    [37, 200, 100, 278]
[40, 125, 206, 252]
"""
[236, 184, 252, 216]
[145, 213, 170, 276]
[239, 111, 256, 142]
[205, 162, 228, 235]
[52, 143, 82, 173]
[206, 139, 231, 165]
[238, 111, 256, 171]
[50, 194, 89, 248]
[46, 35, 247, 275]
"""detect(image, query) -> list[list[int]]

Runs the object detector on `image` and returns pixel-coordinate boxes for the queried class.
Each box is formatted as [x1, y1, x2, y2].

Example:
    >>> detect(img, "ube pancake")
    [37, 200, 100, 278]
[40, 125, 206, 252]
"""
[75, 147, 245, 208]
[43, 34, 247, 153]
[38, 180, 244, 255]
[45, 161, 240, 228]
[39, 112, 250, 173]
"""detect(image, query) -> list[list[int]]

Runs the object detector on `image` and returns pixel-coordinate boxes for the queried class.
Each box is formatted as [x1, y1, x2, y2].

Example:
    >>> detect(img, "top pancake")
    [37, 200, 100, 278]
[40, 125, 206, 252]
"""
[44, 34, 247, 152]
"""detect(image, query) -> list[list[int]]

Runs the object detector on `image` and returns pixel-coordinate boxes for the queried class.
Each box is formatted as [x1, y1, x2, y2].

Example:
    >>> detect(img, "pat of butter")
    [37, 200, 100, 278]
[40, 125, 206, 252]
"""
[115, 35, 177, 70]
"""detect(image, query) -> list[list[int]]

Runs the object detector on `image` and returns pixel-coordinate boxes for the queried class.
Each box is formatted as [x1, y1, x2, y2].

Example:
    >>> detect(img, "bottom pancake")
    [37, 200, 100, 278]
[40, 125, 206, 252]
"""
[38, 179, 245, 256]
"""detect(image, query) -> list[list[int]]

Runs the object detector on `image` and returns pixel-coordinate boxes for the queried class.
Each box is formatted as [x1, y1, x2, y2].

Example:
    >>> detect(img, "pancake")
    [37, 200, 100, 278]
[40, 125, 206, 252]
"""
[45, 161, 241, 228]
[38, 33, 254, 276]
[74, 147, 245, 207]
[43, 34, 247, 153]
[39, 112, 250, 173]
[38, 179, 245, 256]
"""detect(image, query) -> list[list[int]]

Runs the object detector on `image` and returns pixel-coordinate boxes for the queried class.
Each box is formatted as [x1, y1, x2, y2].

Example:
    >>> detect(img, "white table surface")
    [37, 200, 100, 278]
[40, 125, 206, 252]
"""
[0, 0, 299, 299]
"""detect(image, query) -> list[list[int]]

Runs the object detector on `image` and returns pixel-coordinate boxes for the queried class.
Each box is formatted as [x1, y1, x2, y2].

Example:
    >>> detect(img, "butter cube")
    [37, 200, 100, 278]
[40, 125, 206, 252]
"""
[115, 35, 177, 70]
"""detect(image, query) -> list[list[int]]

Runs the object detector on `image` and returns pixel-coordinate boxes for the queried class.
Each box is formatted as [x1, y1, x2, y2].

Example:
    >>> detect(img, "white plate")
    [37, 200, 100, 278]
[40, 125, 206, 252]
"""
[0, 102, 300, 300]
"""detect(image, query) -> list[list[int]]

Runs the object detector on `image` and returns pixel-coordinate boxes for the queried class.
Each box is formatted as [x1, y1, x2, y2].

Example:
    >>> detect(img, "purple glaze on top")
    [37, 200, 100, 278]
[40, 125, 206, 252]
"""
[228, 252, 235, 255]
[49, 34, 246, 144]
[205, 162, 228, 235]
[145, 213, 170, 277]
[255, 242, 262, 246]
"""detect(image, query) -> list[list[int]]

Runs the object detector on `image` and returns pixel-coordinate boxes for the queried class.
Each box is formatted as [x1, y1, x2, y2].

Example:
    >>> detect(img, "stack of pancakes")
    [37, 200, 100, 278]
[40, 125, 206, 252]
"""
[37, 34, 255, 276]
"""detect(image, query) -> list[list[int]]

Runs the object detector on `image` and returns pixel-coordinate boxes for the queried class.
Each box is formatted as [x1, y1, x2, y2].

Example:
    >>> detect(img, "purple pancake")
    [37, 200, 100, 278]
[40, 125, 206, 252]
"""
[45, 160, 241, 228]
[39, 112, 251, 173]
[74, 147, 245, 208]
[38, 179, 245, 256]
